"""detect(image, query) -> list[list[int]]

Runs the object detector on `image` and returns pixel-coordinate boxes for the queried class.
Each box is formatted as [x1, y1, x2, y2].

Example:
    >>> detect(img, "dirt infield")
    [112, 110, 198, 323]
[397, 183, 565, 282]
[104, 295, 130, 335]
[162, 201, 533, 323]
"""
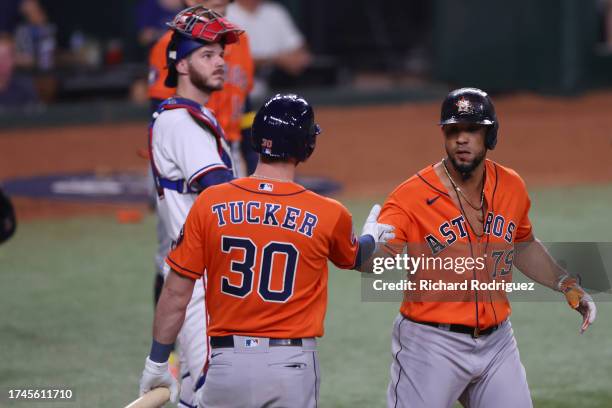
[2, 91, 611, 220]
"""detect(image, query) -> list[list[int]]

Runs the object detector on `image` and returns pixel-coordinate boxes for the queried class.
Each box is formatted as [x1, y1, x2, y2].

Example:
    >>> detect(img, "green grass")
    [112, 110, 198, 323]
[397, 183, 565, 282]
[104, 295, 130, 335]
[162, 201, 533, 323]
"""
[0, 185, 611, 407]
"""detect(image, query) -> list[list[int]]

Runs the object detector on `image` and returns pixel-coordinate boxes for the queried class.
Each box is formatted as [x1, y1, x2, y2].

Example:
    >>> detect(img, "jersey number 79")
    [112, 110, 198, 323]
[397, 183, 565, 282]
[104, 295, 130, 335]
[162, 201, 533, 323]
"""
[220, 236, 299, 303]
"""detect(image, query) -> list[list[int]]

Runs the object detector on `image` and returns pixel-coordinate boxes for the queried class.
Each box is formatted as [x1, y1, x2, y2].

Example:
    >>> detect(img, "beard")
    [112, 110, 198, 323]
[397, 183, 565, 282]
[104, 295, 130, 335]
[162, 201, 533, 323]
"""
[188, 63, 224, 94]
[446, 148, 486, 179]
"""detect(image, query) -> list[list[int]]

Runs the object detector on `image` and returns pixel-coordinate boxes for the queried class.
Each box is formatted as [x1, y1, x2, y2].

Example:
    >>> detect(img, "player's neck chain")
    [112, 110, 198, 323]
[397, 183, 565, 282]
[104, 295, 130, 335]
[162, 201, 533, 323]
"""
[442, 158, 485, 211]
[250, 174, 293, 183]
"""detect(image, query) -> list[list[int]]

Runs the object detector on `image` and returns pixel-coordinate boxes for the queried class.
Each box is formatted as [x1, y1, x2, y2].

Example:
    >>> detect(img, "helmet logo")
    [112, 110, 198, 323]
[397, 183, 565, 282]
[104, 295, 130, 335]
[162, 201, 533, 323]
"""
[456, 97, 475, 114]
[262, 138, 273, 155]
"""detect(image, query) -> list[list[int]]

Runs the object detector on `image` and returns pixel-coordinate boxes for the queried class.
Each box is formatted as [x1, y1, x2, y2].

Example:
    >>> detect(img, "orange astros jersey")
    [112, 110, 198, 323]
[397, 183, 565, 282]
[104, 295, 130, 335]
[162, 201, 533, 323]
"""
[166, 177, 359, 338]
[148, 30, 254, 142]
[379, 159, 533, 329]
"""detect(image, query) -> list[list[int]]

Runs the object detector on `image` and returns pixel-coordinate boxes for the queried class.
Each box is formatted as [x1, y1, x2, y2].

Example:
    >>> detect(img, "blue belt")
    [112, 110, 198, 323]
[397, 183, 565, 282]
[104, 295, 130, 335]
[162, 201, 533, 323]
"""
[158, 177, 188, 194]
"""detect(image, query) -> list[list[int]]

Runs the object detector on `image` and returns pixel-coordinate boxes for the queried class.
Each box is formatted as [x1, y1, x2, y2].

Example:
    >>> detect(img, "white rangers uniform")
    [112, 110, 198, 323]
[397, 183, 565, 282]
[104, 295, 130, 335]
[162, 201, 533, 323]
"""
[149, 96, 234, 406]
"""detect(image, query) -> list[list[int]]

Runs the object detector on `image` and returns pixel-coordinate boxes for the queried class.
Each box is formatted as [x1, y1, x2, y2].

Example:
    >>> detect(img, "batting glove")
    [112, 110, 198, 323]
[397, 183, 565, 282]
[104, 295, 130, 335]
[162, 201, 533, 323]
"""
[558, 276, 597, 334]
[139, 356, 179, 403]
[362, 204, 395, 243]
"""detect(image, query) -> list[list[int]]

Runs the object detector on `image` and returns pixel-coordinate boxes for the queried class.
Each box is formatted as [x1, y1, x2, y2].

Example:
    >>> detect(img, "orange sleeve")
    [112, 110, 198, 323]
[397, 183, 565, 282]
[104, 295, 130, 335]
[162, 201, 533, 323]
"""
[379, 193, 412, 244]
[206, 35, 254, 141]
[378, 193, 417, 256]
[165, 199, 207, 280]
[240, 34, 255, 95]
[148, 31, 174, 101]
[329, 206, 359, 269]
[514, 194, 533, 242]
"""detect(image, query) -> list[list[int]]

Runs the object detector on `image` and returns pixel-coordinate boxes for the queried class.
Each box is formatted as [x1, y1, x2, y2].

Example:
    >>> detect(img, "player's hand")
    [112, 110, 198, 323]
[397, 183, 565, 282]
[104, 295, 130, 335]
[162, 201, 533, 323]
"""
[139, 356, 179, 403]
[558, 277, 597, 334]
[362, 204, 395, 243]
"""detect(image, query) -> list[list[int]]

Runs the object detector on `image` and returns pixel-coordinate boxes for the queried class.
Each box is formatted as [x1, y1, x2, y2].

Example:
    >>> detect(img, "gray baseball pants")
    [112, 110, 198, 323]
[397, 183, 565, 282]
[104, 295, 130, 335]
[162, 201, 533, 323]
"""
[197, 336, 320, 408]
[387, 315, 532, 408]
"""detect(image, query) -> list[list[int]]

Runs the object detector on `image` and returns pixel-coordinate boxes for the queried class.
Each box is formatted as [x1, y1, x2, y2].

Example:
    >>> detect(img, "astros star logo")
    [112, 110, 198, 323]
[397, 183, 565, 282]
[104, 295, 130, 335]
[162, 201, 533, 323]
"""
[456, 98, 473, 114]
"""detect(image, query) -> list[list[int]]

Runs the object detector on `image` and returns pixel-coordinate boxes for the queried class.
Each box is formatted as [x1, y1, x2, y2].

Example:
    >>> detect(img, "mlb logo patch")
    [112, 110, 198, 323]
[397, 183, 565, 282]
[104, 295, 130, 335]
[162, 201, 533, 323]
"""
[245, 338, 260, 348]
[259, 183, 274, 192]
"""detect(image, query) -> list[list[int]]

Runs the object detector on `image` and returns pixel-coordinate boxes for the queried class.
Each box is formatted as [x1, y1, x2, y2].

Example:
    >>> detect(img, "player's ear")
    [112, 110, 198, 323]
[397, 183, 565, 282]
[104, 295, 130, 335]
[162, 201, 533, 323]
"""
[176, 58, 190, 76]
[440, 125, 449, 139]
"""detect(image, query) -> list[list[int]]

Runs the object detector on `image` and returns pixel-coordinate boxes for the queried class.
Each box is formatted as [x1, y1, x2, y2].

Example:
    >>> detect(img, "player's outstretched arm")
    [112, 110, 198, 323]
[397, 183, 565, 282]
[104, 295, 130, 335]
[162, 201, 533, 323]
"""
[514, 238, 597, 333]
[513, 238, 566, 288]
[354, 204, 395, 272]
[139, 270, 195, 402]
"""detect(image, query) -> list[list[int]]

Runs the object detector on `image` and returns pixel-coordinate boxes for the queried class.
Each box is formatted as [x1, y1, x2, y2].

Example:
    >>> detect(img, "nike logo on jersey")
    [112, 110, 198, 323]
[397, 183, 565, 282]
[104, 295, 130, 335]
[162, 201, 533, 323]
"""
[426, 196, 440, 205]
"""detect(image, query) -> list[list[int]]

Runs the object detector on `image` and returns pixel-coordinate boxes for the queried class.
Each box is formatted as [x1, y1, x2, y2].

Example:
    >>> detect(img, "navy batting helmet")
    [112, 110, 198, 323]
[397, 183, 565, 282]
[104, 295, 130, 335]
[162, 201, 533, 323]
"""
[252, 94, 321, 162]
[440, 87, 499, 150]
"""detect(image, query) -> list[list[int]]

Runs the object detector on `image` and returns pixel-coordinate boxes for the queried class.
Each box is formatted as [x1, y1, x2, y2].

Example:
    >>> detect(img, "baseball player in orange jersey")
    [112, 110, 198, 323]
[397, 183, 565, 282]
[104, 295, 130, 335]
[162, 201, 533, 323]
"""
[139, 93, 395, 407]
[367, 88, 597, 408]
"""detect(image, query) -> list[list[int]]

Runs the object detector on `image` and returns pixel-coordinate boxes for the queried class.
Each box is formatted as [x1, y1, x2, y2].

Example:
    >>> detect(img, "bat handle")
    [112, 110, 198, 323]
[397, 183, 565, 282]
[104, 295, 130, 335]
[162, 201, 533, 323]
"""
[124, 387, 171, 408]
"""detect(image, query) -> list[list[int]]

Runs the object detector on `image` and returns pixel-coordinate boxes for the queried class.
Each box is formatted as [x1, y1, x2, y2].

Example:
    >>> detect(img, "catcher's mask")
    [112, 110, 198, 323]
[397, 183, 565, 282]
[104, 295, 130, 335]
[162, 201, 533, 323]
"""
[165, 6, 243, 87]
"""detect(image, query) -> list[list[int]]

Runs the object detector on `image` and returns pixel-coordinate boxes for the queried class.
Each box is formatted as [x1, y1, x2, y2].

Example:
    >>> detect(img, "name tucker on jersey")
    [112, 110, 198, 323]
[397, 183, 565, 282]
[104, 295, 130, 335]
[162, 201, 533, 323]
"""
[426, 212, 517, 255]
[211, 201, 318, 237]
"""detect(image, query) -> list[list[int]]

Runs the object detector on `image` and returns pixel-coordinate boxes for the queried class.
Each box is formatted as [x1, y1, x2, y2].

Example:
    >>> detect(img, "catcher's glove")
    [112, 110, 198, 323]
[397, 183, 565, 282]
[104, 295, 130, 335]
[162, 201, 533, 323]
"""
[558, 276, 597, 334]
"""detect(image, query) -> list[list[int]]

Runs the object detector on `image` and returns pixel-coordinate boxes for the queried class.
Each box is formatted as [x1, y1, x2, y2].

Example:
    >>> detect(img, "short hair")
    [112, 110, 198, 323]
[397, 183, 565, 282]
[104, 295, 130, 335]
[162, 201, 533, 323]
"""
[260, 155, 285, 164]
[259, 155, 298, 165]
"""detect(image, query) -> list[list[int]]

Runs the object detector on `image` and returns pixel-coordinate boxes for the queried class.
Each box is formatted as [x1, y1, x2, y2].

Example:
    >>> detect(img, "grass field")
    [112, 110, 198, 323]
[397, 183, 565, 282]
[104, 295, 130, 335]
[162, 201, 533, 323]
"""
[1, 185, 611, 407]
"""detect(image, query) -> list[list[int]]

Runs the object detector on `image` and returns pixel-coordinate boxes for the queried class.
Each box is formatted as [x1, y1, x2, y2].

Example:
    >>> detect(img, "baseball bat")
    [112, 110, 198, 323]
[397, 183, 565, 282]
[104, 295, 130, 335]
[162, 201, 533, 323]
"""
[124, 387, 170, 408]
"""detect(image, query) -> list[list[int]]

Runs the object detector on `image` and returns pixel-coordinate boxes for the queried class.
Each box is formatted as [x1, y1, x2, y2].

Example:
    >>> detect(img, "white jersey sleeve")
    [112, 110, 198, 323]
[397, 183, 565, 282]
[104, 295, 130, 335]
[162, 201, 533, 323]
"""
[152, 108, 230, 188]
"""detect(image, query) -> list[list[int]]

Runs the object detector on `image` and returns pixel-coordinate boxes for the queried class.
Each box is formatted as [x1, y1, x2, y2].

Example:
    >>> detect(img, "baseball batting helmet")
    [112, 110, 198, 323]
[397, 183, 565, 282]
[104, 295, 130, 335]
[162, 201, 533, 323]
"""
[165, 6, 243, 87]
[252, 94, 321, 162]
[440, 87, 499, 150]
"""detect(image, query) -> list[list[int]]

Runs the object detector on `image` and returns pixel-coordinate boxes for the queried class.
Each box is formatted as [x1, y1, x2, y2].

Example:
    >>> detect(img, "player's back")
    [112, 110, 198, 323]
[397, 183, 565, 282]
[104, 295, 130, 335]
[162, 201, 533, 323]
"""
[168, 177, 358, 339]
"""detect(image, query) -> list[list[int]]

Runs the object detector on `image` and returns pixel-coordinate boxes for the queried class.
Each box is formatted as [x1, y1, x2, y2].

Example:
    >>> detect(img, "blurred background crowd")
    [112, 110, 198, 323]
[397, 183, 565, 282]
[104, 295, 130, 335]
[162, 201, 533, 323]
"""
[2, 0, 612, 115]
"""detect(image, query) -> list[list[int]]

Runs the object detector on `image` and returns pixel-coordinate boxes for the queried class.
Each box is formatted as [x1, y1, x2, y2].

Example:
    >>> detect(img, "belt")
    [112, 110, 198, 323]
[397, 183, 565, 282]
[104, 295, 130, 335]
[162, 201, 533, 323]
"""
[210, 336, 303, 348]
[408, 318, 502, 338]
[157, 177, 189, 194]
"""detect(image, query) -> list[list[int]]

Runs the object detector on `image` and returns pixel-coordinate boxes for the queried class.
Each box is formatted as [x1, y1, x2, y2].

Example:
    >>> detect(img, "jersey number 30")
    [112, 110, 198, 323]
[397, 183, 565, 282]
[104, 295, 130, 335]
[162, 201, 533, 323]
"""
[221, 236, 298, 303]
